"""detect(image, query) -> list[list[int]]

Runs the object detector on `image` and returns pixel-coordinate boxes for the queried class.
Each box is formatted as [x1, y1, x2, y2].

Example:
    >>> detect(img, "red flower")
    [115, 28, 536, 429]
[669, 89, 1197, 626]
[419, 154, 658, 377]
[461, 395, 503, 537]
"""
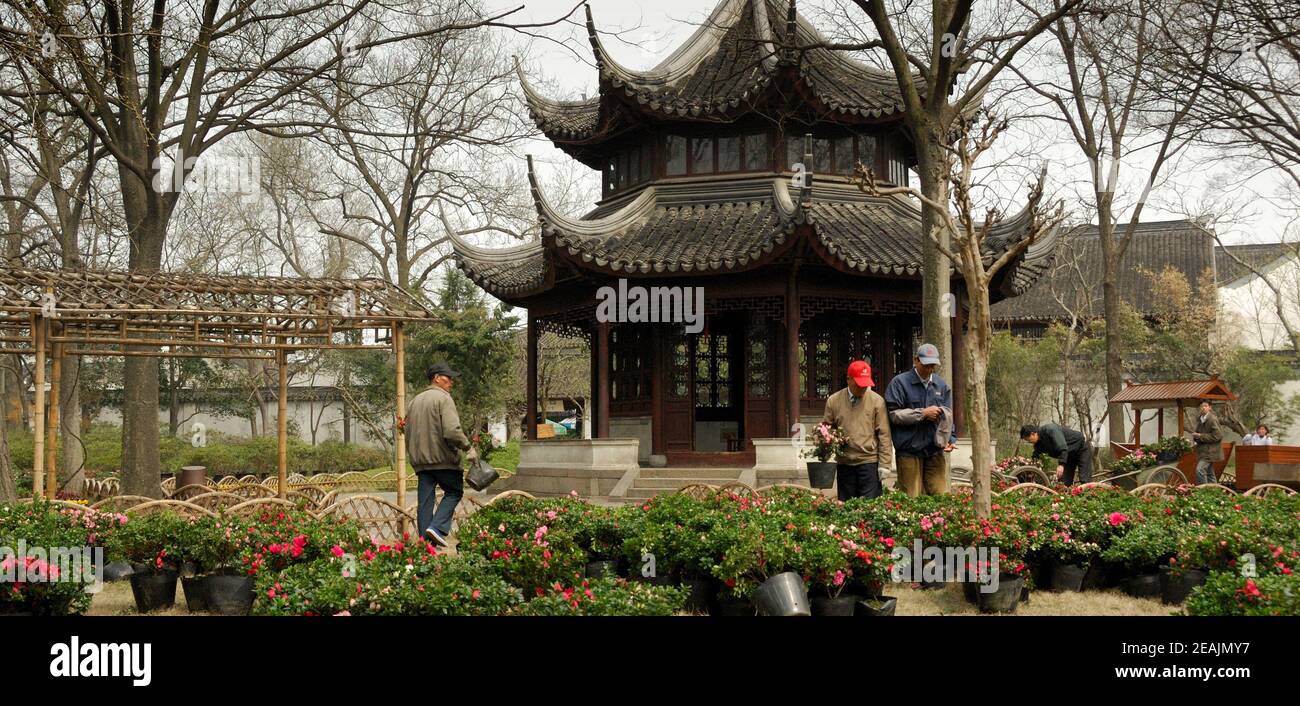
[724, 578, 736, 588]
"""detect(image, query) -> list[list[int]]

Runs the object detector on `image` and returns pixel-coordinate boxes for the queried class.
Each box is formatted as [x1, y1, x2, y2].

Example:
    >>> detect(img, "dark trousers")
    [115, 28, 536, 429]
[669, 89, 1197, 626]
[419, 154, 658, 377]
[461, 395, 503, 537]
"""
[1062, 446, 1094, 485]
[836, 462, 882, 501]
[416, 469, 463, 536]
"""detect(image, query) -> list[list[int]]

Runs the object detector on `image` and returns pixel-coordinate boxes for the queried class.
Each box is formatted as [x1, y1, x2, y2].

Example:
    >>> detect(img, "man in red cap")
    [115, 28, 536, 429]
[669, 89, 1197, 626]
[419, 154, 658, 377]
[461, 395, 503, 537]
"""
[820, 360, 894, 500]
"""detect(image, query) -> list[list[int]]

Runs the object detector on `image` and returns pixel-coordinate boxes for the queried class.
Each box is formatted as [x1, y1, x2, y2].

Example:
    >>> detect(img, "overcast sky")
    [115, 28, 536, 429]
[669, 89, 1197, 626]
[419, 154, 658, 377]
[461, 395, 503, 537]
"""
[486, 0, 1294, 248]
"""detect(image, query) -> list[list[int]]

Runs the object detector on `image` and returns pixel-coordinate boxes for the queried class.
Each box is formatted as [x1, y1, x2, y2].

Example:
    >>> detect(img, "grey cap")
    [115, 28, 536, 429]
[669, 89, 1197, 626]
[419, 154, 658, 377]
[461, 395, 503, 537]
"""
[915, 343, 940, 365]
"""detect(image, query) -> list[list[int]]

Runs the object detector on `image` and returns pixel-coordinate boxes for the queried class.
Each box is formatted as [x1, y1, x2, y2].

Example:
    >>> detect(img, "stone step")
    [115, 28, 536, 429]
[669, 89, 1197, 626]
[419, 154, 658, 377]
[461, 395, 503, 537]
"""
[623, 487, 674, 500]
[638, 467, 746, 480]
[633, 477, 740, 489]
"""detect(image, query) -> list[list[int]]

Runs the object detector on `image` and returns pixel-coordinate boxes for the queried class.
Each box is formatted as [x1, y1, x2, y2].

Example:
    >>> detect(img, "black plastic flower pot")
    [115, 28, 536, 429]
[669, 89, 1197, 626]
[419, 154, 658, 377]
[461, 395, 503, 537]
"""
[962, 580, 979, 603]
[855, 596, 897, 617]
[1156, 450, 1181, 464]
[202, 574, 255, 616]
[129, 569, 178, 613]
[1121, 573, 1162, 599]
[711, 595, 755, 616]
[1159, 566, 1208, 605]
[683, 578, 713, 614]
[1082, 561, 1109, 591]
[181, 576, 209, 612]
[1050, 562, 1088, 592]
[806, 462, 836, 489]
[977, 574, 1025, 614]
[811, 594, 859, 616]
[754, 572, 811, 616]
[584, 560, 618, 579]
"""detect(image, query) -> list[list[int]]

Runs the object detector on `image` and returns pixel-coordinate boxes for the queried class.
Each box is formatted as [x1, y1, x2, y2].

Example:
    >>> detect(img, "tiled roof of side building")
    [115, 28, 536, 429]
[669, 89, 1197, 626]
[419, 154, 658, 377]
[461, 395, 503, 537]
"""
[990, 220, 1217, 322]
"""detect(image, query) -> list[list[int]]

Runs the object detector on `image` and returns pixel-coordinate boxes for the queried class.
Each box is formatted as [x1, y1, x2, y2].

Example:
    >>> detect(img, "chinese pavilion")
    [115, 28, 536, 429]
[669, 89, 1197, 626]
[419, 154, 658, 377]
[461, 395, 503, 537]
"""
[451, 0, 1057, 467]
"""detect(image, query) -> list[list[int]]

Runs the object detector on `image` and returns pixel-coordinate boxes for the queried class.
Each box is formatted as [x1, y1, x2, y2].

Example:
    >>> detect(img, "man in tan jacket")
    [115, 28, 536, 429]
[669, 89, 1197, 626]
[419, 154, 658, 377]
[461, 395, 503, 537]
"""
[821, 360, 893, 500]
[404, 361, 474, 547]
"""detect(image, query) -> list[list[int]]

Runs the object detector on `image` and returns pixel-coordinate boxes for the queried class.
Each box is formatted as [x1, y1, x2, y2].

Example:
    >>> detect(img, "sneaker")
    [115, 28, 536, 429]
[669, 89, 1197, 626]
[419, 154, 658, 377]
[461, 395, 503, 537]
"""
[425, 528, 449, 548]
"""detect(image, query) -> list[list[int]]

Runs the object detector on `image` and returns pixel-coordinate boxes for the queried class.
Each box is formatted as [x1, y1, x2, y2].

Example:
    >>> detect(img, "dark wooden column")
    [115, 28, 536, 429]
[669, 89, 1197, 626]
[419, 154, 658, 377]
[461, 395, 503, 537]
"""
[785, 262, 801, 431]
[651, 325, 665, 454]
[595, 320, 611, 438]
[951, 302, 966, 436]
[526, 311, 537, 441]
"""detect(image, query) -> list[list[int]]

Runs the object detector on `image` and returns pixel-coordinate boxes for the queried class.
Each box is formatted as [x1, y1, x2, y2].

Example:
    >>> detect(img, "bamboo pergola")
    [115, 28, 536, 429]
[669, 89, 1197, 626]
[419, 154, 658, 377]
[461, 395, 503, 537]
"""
[0, 267, 435, 516]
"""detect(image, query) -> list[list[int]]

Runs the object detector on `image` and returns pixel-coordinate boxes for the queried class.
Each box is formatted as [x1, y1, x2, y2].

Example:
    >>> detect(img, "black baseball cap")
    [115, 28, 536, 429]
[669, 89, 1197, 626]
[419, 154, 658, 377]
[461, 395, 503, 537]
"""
[427, 362, 459, 379]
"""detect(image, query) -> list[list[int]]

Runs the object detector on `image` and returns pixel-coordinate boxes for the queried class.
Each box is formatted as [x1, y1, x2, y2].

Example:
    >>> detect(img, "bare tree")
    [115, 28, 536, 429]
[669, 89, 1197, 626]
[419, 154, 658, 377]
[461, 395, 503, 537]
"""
[1011, 0, 1213, 444]
[303, 0, 536, 295]
[822, 0, 1084, 385]
[860, 112, 1065, 516]
[0, 0, 549, 496]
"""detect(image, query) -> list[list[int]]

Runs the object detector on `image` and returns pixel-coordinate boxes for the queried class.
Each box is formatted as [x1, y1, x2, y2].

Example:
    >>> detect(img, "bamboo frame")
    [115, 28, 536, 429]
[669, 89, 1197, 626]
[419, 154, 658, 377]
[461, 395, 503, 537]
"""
[393, 322, 407, 533]
[32, 316, 45, 498]
[1, 266, 438, 501]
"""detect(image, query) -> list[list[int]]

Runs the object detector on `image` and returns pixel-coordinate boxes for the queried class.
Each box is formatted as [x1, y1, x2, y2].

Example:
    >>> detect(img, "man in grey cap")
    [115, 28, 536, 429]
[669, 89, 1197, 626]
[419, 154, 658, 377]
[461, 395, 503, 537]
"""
[884, 343, 956, 496]
[404, 361, 476, 547]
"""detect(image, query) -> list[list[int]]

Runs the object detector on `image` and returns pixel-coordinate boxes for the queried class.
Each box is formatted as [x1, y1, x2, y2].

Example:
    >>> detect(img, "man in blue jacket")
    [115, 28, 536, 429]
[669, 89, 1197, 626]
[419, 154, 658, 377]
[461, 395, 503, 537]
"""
[884, 343, 956, 496]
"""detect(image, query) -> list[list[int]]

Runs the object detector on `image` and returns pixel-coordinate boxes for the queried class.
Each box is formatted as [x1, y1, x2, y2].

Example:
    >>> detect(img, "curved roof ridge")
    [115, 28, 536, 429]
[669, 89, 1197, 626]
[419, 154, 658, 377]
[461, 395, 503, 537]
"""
[585, 0, 757, 88]
[446, 230, 543, 261]
[514, 56, 598, 113]
[527, 155, 659, 238]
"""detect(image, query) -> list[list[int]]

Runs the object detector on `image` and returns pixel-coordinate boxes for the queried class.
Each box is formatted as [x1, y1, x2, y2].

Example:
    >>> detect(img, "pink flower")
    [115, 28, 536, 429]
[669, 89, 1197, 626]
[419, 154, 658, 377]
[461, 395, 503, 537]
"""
[1108, 512, 1128, 527]
[833, 570, 846, 586]
[546, 510, 557, 520]
[334, 610, 352, 616]
[331, 545, 345, 558]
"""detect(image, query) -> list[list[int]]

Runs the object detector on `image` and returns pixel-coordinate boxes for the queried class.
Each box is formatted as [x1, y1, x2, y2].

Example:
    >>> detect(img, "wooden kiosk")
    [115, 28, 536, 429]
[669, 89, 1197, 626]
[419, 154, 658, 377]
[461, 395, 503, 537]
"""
[1108, 378, 1237, 482]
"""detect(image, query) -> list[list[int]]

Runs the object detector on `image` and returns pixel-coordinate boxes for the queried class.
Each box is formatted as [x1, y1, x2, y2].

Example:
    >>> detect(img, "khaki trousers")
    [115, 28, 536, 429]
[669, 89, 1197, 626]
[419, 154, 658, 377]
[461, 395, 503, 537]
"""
[895, 454, 949, 496]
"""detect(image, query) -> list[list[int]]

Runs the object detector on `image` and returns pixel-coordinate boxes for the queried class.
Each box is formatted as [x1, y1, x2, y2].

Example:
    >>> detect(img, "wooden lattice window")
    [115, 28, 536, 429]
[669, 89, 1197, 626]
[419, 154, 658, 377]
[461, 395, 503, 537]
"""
[610, 326, 650, 407]
[670, 330, 689, 399]
[814, 330, 832, 398]
[694, 333, 732, 409]
[746, 322, 770, 399]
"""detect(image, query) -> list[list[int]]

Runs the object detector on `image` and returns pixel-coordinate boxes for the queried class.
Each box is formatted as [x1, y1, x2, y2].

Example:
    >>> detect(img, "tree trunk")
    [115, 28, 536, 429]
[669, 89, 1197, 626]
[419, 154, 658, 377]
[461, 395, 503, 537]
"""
[916, 143, 954, 382]
[168, 359, 180, 436]
[965, 286, 995, 519]
[1098, 206, 1126, 446]
[0, 364, 17, 501]
[119, 182, 167, 499]
[61, 356, 86, 495]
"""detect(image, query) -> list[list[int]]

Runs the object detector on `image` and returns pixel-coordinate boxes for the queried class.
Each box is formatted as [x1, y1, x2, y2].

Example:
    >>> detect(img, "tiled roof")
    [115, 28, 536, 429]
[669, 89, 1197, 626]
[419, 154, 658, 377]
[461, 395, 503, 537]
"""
[990, 220, 1216, 322]
[521, 0, 949, 141]
[1216, 242, 1290, 285]
[452, 163, 1060, 301]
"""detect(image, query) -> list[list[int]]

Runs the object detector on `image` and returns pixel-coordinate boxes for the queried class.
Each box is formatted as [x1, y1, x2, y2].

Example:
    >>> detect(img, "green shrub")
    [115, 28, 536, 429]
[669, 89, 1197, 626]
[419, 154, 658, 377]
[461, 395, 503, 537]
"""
[1185, 570, 1300, 616]
[512, 576, 686, 616]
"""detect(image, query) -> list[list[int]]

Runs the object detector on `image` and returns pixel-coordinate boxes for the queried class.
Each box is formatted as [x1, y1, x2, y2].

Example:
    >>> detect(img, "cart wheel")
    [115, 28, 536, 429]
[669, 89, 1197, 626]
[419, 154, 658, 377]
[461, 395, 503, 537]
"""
[1010, 465, 1052, 486]
[1141, 464, 1187, 486]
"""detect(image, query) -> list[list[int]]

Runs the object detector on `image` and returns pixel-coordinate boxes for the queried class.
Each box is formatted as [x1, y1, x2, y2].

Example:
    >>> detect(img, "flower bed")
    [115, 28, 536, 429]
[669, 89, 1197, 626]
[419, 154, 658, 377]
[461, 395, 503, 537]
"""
[6, 485, 1300, 616]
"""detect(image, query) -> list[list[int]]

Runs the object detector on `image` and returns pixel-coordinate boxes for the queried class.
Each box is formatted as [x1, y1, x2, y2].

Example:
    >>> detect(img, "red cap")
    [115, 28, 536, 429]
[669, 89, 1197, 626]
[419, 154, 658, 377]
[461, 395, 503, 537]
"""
[847, 360, 874, 388]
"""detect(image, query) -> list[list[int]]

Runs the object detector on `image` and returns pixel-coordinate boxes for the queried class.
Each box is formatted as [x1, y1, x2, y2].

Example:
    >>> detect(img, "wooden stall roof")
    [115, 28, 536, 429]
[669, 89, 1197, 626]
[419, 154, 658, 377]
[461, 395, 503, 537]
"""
[0, 267, 437, 359]
[1109, 378, 1237, 408]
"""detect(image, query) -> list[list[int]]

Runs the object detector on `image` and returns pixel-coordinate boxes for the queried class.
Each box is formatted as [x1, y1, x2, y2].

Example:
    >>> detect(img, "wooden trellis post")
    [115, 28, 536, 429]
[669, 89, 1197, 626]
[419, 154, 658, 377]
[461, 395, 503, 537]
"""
[32, 316, 45, 499]
[393, 322, 407, 531]
[277, 348, 288, 499]
[46, 332, 62, 498]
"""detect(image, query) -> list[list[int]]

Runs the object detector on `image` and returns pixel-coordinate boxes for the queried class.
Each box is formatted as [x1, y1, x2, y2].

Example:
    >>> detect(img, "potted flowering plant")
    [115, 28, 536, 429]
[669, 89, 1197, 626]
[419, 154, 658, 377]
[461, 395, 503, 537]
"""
[1142, 436, 1193, 464]
[104, 511, 189, 612]
[803, 422, 846, 489]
